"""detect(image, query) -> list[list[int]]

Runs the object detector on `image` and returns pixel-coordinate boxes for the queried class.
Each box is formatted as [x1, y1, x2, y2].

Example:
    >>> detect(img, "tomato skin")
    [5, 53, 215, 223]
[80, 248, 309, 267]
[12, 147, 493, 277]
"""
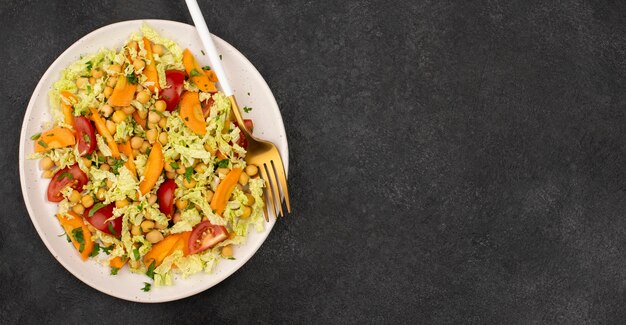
[74, 116, 96, 156]
[161, 70, 185, 111]
[156, 179, 176, 217]
[47, 164, 88, 202]
[237, 119, 254, 150]
[83, 204, 122, 237]
[188, 221, 229, 254]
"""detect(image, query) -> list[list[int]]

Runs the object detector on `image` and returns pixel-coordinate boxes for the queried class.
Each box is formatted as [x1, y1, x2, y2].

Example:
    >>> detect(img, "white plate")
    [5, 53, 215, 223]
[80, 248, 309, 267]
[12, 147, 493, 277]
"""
[18, 20, 288, 303]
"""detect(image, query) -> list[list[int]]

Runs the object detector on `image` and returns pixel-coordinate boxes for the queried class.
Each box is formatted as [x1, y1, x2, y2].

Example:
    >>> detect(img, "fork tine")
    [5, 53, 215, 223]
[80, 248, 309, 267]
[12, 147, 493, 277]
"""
[259, 165, 277, 219]
[265, 162, 284, 218]
[271, 159, 291, 213]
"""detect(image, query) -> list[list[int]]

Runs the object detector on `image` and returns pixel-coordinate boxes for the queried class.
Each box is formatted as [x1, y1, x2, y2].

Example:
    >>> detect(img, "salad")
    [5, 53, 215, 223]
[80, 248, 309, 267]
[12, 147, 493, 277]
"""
[29, 24, 264, 289]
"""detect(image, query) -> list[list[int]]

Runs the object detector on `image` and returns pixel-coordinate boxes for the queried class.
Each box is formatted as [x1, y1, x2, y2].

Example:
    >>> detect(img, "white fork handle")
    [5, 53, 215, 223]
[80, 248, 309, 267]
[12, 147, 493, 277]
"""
[184, 0, 234, 96]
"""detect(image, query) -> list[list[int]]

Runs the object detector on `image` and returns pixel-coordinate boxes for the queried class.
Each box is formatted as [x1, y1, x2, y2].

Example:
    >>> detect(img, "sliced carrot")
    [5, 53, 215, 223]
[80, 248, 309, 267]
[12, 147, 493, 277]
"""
[57, 212, 94, 261]
[34, 127, 76, 152]
[143, 233, 183, 267]
[108, 72, 137, 107]
[142, 37, 160, 92]
[182, 49, 217, 93]
[109, 256, 126, 269]
[204, 69, 218, 83]
[60, 91, 77, 128]
[132, 111, 147, 129]
[210, 168, 243, 216]
[118, 141, 137, 177]
[170, 231, 192, 256]
[139, 141, 164, 195]
[179, 91, 206, 135]
[89, 107, 120, 158]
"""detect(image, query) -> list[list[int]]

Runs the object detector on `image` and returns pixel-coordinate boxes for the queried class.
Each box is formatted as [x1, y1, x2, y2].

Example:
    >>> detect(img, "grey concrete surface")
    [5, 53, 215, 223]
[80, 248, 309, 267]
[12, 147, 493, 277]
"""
[1, 0, 625, 323]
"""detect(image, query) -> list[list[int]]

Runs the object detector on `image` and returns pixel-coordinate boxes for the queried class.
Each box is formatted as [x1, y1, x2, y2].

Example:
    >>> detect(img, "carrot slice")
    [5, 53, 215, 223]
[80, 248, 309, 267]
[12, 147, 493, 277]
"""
[210, 168, 243, 216]
[109, 256, 126, 269]
[89, 107, 120, 158]
[60, 91, 77, 128]
[132, 111, 147, 129]
[143, 233, 183, 267]
[182, 49, 217, 93]
[139, 141, 164, 195]
[142, 37, 160, 92]
[118, 141, 137, 177]
[34, 127, 76, 152]
[179, 91, 206, 135]
[204, 69, 218, 82]
[108, 72, 137, 107]
[57, 212, 94, 261]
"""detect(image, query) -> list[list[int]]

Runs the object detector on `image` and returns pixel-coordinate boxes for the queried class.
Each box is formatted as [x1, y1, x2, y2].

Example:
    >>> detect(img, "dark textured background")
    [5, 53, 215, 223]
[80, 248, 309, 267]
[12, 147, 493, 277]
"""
[1, 0, 625, 323]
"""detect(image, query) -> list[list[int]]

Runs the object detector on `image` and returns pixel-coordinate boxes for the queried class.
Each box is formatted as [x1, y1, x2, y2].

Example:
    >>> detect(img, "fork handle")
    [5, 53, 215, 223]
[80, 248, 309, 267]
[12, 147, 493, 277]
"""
[184, 0, 234, 96]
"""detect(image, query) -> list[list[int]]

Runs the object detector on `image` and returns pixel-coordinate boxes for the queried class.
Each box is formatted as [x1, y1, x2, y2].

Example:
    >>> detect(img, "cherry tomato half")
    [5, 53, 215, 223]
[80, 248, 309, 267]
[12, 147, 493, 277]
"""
[74, 116, 96, 156]
[161, 70, 185, 111]
[47, 164, 88, 202]
[188, 221, 229, 255]
[157, 179, 176, 217]
[83, 203, 122, 237]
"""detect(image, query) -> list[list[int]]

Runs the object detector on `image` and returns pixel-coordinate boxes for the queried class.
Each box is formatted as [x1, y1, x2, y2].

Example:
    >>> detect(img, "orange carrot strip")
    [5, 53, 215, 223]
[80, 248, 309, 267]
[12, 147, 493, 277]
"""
[89, 107, 120, 158]
[139, 141, 164, 195]
[57, 212, 94, 261]
[182, 49, 217, 93]
[210, 168, 243, 216]
[179, 91, 206, 135]
[34, 127, 76, 152]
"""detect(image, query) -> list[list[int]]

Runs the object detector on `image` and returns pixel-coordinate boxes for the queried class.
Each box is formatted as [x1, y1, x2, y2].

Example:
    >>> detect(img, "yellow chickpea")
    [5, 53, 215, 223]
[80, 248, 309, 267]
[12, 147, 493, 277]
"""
[176, 165, 186, 175]
[115, 199, 129, 209]
[172, 212, 182, 223]
[217, 167, 230, 176]
[100, 163, 110, 172]
[158, 117, 167, 128]
[130, 136, 143, 149]
[76, 77, 88, 89]
[107, 76, 118, 87]
[183, 178, 196, 189]
[148, 111, 161, 124]
[131, 225, 142, 236]
[140, 220, 155, 233]
[92, 68, 103, 79]
[140, 142, 150, 154]
[106, 179, 114, 189]
[240, 206, 252, 219]
[136, 91, 151, 104]
[42, 170, 55, 179]
[148, 194, 158, 205]
[81, 195, 94, 208]
[88, 77, 96, 85]
[100, 104, 113, 117]
[221, 245, 233, 258]
[127, 41, 138, 51]
[72, 204, 85, 215]
[194, 163, 207, 174]
[176, 199, 188, 210]
[137, 109, 148, 119]
[69, 190, 81, 203]
[245, 164, 258, 177]
[245, 193, 255, 206]
[154, 100, 167, 112]
[82, 157, 92, 168]
[205, 190, 214, 203]
[106, 120, 117, 135]
[122, 105, 136, 115]
[203, 143, 217, 155]
[96, 188, 106, 201]
[158, 132, 168, 145]
[103, 86, 113, 98]
[39, 157, 54, 170]
[238, 172, 249, 186]
[166, 171, 176, 179]
[111, 110, 127, 123]
[133, 59, 145, 71]
[152, 44, 164, 55]
[146, 129, 158, 144]
[146, 230, 164, 244]
[109, 64, 122, 74]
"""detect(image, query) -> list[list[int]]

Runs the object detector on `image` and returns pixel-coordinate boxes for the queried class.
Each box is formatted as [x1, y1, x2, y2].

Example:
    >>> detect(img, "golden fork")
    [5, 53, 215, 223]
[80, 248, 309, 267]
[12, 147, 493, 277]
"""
[185, 0, 291, 220]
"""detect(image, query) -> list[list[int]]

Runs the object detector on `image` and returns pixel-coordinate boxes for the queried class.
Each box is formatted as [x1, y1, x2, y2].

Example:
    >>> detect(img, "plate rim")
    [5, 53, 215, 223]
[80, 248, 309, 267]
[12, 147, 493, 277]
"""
[18, 19, 288, 303]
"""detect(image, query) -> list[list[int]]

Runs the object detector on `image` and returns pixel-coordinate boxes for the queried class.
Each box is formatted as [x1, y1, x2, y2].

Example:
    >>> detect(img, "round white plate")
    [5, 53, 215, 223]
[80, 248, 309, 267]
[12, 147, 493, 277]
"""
[19, 20, 288, 303]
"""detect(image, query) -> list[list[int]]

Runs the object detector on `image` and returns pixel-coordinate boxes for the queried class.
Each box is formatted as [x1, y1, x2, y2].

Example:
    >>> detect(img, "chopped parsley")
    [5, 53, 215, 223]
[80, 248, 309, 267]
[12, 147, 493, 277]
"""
[219, 54, 223, 60]
[190, 69, 202, 77]
[108, 222, 117, 236]
[89, 243, 101, 257]
[133, 248, 140, 261]
[85, 61, 93, 71]
[227, 257, 236, 260]
[170, 161, 179, 169]
[126, 73, 138, 84]
[88, 202, 106, 217]
[111, 267, 119, 275]
[184, 167, 193, 182]
[31, 133, 41, 140]
[217, 159, 229, 168]
[101, 245, 113, 255]
[83, 134, 91, 143]
[243, 106, 253, 113]
[202, 65, 211, 70]
[141, 282, 151, 292]
[146, 261, 156, 279]
[58, 172, 74, 181]
[37, 140, 48, 148]
[200, 50, 205, 55]
[247, 92, 250, 96]
[110, 159, 125, 174]
[71, 228, 85, 253]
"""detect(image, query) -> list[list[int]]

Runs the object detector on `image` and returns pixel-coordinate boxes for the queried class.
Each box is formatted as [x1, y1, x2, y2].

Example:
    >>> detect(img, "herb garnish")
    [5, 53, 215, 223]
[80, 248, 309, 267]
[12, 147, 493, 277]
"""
[58, 172, 74, 181]
[111, 267, 119, 275]
[37, 140, 48, 148]
[184, 167, 193, 182]
[190, 69, 202, 77]
[108, 222, 117, 236]
[202, 65, 211, 70]
[126, 73, 138, 84]
[88, 202, 106, 217]
[31, 133, 41, 140]
[141, 282, 151, 292]
[217, 159, 229, 168]
[146, 261, 156, 279]
[243, 106, 253, 113]
[71, 228, 85, 253]
[170, 162, 179, 169]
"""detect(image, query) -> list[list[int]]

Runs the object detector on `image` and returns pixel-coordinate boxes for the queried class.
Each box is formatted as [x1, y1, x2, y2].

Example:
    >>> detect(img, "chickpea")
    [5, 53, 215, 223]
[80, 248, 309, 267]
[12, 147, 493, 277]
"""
[39, 157, 54, 170]
[172, 152, 180, 161]
[106, 179, 114, 189]
[76, 77, 88, 89]
[152, 44, 164, 55]
[166, 172, 176, 180]
[132, 59, 145, 71]
[136, 84, 144, 92]
[107, 76, 118, 87]
[203, 143, 217, 155]
[127, 41, 138, 51]
[154, 100, 167, 112]
[122, 105, 136, 115]
[136, 91, 151, 104]
[245, 164, 258, 177]
[115, 199, 129, 209]
[176, 199, 188, 210]
[148, 194, 157, 205]
[158, 132, 168, 145]
[132, 149, 140, 156]
[221, 245, 233, 258]
[217, 167, 230, 176]
[240, 206, 252, 219]
[148, 111, 161, 124]
[140, 142, 150, 154]
[183, 178, 196, 189]
[137, 109, 148, 120]
[100, 104, 113, 117]
[158, 117, 167, 128]
[89, 77, 96, 85]
[176, 165, 186, 175]
[111, 110, 127, 123]
[194, 163, 207, 174]
[172, 212, 182, 223]
[205, 190, 214, 203]
[103, 86, 113, 98]
[109, 64, 122, 73]
[82, 157, 92, 168]
[146, 129, 157, 144]
[130, 136, 143, 149]
[156, 221, 168, 230]
[96, 188, 107, 201]
[69, 190, 81, 203]
[146, 230, 164, 244]
[81, 195, 94, 208]
[131, 225, 142, 236]
[147, 122, 157, 130]
[129, 259, 140, 268]
[106, 120, 117, 135]
[92, 68, 103, 79]
[100, 163, 110, 172]
[140, 220, 155, 233]
[238, 172, 249, 186]
[72, 204, 85, 215]
[245, 193, 255, 206]
[42, 170, 55, 178]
